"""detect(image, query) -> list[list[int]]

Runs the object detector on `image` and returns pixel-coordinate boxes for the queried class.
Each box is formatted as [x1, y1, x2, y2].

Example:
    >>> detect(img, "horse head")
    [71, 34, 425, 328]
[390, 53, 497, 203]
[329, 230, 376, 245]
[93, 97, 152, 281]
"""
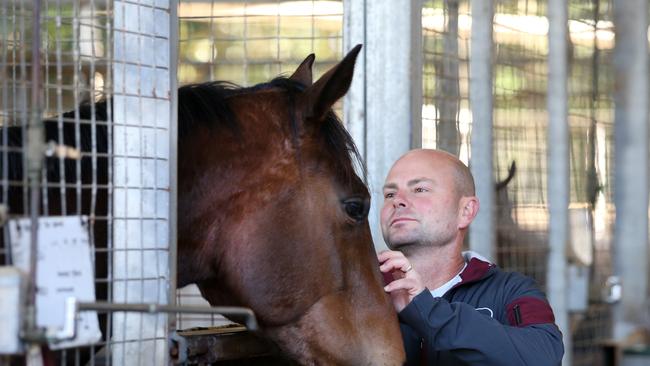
[176, 45, 405, 365]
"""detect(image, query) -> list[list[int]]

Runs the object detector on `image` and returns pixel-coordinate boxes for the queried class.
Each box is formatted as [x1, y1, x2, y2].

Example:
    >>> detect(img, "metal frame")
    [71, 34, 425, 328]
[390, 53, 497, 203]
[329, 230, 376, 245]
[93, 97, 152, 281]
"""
[547, 0, 570, 363]
[111, 0, 176, 363]
[26, 0, 45, 345]
[344, 0, 422, 250]
[77, 301, 258, 330]
[612, 0, 649, 342]
[468, 0, 495, 261]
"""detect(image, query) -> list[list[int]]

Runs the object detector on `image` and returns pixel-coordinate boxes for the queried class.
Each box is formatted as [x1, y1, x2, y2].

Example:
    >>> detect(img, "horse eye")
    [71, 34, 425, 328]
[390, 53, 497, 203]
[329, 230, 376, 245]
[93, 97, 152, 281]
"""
[343, 197, 369, 222]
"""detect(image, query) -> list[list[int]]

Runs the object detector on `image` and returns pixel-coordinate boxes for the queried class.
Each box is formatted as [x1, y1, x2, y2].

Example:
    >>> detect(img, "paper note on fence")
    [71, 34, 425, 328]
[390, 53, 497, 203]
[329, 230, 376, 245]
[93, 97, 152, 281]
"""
[8, 216, 102, 349]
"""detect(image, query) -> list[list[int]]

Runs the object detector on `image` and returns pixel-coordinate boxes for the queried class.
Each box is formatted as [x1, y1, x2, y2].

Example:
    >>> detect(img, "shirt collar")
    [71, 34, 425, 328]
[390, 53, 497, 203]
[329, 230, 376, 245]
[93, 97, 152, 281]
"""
[430, 261, 467, 298]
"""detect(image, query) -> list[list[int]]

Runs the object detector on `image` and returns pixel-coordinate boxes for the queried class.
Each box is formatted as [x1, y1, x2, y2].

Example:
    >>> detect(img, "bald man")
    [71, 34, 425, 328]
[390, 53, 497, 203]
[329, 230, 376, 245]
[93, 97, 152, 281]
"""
[378, 149, 564, 365]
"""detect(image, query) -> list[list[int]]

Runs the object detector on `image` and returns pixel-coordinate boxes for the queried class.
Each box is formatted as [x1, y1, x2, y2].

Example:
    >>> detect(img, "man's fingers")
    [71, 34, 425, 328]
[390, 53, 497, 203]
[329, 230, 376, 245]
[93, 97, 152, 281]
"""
[383, 278, 407, 292]
[379, 257, 411, 273]
[378, 250, 413, 274]
[383, 278, 424, 296]
[377, 249, 406, 263]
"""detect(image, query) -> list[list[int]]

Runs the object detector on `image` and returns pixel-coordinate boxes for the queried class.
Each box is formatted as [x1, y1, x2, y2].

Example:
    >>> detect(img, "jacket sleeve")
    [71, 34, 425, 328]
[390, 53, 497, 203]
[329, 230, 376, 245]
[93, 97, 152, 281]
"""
[399, 290, 564, 366]
[399, 322, 423, 364]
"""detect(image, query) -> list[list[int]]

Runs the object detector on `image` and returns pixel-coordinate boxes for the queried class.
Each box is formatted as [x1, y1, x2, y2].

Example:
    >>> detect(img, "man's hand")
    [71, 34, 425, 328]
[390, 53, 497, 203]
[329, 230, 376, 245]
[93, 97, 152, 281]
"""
[377, 250, 426, 312]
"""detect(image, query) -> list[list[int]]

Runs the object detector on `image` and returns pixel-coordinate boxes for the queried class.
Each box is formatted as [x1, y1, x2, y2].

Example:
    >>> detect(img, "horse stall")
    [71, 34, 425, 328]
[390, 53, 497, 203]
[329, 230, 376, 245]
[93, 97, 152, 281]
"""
[416, 1, 649, 365]
[2, 0, 650, 365]
[0, 1, 259, 364]
[0, 0, 179, 364]
[1, 1, 405, 365]
[338, 0, 647, 365]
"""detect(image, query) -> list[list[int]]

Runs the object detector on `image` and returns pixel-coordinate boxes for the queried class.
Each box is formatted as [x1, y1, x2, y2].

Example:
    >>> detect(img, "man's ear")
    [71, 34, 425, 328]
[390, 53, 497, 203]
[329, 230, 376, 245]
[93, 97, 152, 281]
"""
[458, 196, 479, 230]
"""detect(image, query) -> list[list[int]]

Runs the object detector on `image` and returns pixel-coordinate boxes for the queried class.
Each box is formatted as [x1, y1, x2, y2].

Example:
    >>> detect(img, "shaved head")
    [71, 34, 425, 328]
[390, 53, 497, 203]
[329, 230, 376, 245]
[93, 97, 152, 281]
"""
[399, 149, 475, 199]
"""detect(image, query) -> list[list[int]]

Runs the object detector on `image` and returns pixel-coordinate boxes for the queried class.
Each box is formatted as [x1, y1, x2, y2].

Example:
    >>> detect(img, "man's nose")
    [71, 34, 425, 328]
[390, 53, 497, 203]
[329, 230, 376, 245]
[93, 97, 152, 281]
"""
[392, 192, 408, 208]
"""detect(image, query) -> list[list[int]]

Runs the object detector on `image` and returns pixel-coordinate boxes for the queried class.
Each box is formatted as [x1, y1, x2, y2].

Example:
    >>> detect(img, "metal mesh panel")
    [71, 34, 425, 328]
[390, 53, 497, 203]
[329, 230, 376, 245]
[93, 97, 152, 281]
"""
[421, 0, 472, 162]
[1, 0, 34, 260]
[0, 1, 174, 364]
[567, 1, 615, 365]
[491, 0, 550, 288]
[111, 1, 174, 365]
[421, 1, 617, 364]
[421, 0, 551, 284]
[1, 1, 114, 364]
[175, 0, 343, 330]
[178, 0, 343, 86]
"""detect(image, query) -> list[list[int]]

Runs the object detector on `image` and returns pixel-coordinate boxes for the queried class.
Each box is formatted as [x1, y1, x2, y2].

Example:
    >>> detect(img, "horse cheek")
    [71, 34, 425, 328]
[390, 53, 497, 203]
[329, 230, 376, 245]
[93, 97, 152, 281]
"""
[224, 200, 331, 326]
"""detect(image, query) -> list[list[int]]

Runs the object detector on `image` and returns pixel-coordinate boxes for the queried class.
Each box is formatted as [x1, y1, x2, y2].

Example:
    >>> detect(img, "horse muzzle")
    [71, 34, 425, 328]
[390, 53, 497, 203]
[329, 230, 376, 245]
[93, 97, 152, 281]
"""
[264, 290, 406, 366]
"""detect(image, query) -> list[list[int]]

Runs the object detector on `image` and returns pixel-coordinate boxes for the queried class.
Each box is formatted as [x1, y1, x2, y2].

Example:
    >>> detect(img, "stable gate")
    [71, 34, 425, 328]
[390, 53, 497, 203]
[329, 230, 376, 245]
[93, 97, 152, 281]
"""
[0, 0, 178, 364]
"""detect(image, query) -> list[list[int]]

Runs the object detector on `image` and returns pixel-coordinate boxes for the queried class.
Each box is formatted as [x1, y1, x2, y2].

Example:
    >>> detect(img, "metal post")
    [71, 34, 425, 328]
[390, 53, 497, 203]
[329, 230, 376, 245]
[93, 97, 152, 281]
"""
[25, 0, 44, 339]
[343, 0, 422, 251]
[612, 0, 649, 341]
[468, 0, 494, 261]
[77, 302, 258, 331]
[112, 1, 174, 364]
[168, 0, 179, 327]
[547, 0, 570, 364]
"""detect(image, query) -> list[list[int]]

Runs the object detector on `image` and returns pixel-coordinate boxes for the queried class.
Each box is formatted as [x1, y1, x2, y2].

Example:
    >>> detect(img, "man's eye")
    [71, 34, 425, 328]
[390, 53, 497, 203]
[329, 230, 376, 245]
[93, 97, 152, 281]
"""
[415, 187, 427, 193]
[384, 192, 395, 199]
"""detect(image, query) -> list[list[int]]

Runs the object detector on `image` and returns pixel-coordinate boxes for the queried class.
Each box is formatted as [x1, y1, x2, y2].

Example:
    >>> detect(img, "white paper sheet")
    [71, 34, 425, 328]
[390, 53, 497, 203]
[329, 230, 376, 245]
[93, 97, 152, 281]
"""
[8, 216, 102, 349]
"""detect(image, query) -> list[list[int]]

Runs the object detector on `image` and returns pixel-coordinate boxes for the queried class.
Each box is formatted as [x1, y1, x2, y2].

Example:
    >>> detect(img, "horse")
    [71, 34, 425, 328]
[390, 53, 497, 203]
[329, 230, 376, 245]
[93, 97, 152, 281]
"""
[1, 45, 405, 365]
[175, 45, 404, 365]
[494, 161, 549, 286]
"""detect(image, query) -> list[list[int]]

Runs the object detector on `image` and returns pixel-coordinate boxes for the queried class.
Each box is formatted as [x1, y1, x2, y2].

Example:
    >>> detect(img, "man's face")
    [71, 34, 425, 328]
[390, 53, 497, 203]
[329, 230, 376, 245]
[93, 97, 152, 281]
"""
[380, 152, 461, 249]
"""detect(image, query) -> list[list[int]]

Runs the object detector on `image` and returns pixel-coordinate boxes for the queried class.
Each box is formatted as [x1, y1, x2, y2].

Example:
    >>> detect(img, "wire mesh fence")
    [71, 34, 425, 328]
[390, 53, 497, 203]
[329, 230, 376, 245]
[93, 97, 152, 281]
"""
[1, 1, 114, 364]
[178, 0, 343, 86]
[491, 0, 550, 290]
[421, 0, 616, 364]
[421, 0, 472, 162]
[567, 1, 615, 365]
[1, 0, 343, 363]
[0, 0, 174, 364]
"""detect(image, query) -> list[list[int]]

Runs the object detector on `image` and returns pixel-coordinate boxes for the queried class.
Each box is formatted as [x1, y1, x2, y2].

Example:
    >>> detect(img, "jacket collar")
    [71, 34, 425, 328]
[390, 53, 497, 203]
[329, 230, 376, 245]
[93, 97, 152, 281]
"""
[455, 251, 496, 287]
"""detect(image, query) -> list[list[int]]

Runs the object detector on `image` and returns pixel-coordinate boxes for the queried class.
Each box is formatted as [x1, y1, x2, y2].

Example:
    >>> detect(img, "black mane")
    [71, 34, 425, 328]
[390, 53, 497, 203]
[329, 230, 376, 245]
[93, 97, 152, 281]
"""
[177, 77, 366, 184]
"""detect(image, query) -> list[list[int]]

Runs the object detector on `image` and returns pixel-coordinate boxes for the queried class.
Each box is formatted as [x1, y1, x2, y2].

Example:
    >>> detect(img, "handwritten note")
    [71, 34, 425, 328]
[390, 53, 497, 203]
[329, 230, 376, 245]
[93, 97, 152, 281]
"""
[8, 216, 102, 349]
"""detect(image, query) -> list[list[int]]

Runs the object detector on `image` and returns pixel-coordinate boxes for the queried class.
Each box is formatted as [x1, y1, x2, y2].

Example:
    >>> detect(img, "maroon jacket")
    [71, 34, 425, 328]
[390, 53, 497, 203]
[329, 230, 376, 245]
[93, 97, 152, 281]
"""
[392, 253, 564, 365]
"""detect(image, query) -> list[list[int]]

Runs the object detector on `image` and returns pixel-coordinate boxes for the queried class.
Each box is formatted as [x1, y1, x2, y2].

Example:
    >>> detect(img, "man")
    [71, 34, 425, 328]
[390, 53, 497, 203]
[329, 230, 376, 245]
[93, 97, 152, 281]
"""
[378, 149, 564, 365]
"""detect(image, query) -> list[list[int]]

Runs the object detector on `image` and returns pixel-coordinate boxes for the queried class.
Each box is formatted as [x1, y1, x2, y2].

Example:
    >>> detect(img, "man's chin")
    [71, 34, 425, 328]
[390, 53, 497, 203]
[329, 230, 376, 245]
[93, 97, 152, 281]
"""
[386, 239, 417, 251]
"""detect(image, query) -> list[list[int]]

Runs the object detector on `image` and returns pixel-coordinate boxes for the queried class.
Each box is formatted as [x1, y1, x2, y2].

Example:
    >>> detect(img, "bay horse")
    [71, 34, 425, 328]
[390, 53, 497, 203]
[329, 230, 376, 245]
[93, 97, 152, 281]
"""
[0, 45, 405, 365]
[176, 45, 404, 365]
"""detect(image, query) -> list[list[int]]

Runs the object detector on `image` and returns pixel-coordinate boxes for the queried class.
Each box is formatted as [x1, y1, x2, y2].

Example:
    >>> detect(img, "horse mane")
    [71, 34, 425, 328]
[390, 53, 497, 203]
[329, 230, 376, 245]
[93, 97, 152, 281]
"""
[178, 77, 366, 185]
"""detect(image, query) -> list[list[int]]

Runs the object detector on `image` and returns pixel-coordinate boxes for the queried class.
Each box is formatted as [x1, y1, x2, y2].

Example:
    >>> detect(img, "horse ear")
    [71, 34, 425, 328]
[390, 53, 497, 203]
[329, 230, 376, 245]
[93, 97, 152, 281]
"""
[290, 53, 316, 87]
[303, 44, 362, 121]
